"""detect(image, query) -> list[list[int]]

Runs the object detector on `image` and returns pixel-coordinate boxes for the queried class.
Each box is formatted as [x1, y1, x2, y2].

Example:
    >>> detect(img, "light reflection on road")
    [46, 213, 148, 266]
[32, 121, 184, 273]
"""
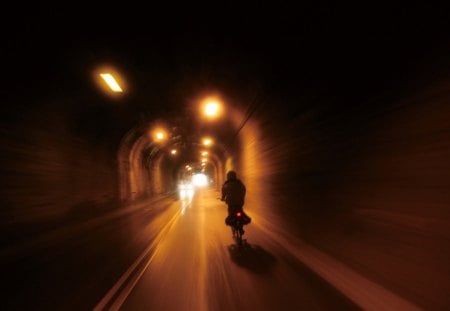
[114, 188, 360, 311]
[179, 184, 194, 215]
[180, 192, 193, 215]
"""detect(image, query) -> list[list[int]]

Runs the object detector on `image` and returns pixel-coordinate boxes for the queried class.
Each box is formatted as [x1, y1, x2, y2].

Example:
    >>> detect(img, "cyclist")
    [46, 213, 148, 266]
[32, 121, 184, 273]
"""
[221, 170, 249, 226]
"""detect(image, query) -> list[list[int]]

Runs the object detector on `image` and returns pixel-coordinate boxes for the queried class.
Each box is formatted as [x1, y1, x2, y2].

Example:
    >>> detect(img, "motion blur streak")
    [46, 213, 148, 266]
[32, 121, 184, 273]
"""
[3, 74, 450, 310]
[93, 208, 181, 311]
[113, 189, 360, 310]
[3, 8, 450, 310]
[3, 76, 450, 310]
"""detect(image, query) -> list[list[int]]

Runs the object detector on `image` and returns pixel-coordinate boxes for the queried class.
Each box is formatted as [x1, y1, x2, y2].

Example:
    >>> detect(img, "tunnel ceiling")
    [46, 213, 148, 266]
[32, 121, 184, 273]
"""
[3, 8, 450, 310]
[3, 6, 450, 151]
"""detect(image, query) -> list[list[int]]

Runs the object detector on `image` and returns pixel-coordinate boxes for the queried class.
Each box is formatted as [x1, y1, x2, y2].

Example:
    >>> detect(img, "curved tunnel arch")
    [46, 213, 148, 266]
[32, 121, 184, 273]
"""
[2, 16, 450, 310]
[116, 98, 271, 223]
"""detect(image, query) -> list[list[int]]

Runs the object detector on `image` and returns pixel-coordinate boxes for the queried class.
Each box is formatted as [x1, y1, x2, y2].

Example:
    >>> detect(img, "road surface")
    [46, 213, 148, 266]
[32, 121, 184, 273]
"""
[95, 188, 358, 310]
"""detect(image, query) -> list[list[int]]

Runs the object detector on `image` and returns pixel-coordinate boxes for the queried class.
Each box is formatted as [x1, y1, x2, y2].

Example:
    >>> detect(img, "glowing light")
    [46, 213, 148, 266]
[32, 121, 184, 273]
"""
[204, 101, 219, 116]
[99, 73, 123, 92]
[171, 149, 177, 155]
[201, 97, 223, 119]
[202, 137, 213, 146]
[152, 128, 168, 142]
[178, 183, 194, 200]
[192, 173, 208, 187]
[201, 158, 207, 163]
[201, 151, 208, 156]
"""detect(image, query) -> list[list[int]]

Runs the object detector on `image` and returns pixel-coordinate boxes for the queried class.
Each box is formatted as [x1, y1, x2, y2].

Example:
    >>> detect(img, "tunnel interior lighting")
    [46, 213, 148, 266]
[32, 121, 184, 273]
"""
[171, 149, 177, 155]
[192, 173, 208, 187]
[201, 97, 223, 120]
[178, 182, 194, 200]
[152, 128, 168, 142]
[99, 73, 123, 92]
[201, 151, 208, 156]
[202, 137, 213, 146]
[204, 101, 219, 116]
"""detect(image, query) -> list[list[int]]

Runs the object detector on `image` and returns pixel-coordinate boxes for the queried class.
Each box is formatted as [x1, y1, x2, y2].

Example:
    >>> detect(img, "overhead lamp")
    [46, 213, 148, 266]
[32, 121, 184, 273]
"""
[202, 137, 213, 147]
[99, 73, 123, 92]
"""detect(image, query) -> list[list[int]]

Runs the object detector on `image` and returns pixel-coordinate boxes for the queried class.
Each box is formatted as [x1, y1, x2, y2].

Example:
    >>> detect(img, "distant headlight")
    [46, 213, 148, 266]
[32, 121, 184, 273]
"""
[178, 183, 194, 190]
[192, 174, 208, 187]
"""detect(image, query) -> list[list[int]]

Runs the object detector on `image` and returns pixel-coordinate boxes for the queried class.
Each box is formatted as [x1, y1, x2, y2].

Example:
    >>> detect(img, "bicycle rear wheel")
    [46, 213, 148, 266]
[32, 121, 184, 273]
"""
[234, 225, 243, 245]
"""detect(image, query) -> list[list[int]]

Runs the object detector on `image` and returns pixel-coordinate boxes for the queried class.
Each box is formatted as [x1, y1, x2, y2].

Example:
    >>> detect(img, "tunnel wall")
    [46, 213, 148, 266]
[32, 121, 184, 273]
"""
[0, 101, 120, 246]
[236, 80, 450, 309]
[118, 126, 181, 203]
[119, 135, 152, 202]
[1, 101, 179, 249]
[150, 153, 176, 196]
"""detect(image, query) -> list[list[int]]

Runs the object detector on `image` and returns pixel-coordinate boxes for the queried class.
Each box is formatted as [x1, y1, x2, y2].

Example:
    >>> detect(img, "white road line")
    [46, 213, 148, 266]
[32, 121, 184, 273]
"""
[93, 210, 181, 311]
[109, 249, 160, 311]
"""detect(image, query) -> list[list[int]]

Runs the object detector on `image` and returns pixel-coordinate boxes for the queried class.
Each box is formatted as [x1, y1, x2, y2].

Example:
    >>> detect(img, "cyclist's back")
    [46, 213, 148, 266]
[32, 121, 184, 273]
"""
[222, 170, 246, 216]
[222, 178, 245, 207]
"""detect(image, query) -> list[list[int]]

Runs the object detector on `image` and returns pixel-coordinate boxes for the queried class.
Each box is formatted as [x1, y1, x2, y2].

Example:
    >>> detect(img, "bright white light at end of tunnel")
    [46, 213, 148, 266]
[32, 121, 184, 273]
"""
[192, 173, 208, 187]
[99, 73, 123, 92]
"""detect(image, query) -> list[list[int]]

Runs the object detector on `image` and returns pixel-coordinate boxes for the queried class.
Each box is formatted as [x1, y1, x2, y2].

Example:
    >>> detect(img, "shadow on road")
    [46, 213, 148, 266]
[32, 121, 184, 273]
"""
[227, 242, 277, 274]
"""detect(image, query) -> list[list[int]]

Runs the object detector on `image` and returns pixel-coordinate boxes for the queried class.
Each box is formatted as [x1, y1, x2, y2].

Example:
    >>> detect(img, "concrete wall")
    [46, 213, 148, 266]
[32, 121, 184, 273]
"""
[0, 99, 120, 248]
[236, 80, 450, 309]
[2, 68, 450, 309]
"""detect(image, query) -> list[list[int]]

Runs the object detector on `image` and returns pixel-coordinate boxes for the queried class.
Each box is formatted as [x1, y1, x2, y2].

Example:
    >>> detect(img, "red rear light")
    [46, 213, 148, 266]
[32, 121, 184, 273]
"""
[236, 212, 242, 217]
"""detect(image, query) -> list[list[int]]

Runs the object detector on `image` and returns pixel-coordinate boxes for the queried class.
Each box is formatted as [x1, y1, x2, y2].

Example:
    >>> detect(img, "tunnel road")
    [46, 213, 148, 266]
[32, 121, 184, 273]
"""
[94, 188, 360, 311]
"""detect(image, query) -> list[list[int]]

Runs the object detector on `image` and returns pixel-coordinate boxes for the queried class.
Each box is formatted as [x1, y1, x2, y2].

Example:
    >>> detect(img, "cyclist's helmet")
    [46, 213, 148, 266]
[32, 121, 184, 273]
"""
[227, 170, 237, 180]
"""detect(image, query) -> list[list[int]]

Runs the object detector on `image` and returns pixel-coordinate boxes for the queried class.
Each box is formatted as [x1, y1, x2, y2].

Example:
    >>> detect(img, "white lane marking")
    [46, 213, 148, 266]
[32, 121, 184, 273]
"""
[109, 249, 159, 311]
[93, 210, 181, 311]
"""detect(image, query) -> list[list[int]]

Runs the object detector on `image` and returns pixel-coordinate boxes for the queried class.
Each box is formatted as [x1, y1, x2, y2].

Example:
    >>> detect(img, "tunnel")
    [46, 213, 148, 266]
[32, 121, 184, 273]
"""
[2, 6, 450, 311]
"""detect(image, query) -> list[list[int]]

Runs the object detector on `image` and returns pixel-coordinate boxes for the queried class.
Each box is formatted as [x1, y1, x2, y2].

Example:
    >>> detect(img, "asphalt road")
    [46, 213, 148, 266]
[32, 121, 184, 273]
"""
[98, 188, 358, 311]
[2, 188, 359, 310]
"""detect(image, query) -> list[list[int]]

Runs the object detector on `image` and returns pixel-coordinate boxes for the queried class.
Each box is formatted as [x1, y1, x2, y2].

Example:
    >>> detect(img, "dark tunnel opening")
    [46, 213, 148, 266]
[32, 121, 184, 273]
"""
[2, 6, 450, 310]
